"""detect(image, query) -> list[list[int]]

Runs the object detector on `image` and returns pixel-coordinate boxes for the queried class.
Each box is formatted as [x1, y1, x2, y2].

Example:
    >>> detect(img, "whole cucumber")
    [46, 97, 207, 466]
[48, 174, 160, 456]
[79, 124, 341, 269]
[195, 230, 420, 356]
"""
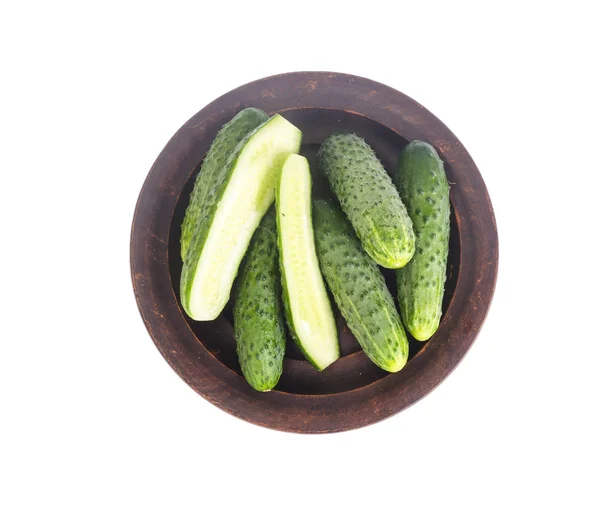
[396, 141, 450, 341]
[313, 199, 409, 373]
[234, 208, 285, 391]
[317, 133, 415, 268]
[180, 107, 268, 260]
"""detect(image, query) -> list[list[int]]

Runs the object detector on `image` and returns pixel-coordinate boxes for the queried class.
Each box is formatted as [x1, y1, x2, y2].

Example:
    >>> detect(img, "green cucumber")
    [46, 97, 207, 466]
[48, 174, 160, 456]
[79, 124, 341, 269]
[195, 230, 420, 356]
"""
[233, 208, 285, 392]
[181, 108, 268, 260]
[313, 199, 409, 372]
[181, 114, 302, 321]
[317, 133, 415, 268]
[276, 154, 339, 370]
[396, 141, 450, 341]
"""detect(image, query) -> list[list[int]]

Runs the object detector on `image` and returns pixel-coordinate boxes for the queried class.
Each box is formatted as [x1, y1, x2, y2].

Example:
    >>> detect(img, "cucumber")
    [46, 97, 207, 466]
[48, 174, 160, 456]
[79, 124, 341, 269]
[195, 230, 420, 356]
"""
[181, 114, 302, 321]
[313, 199, 409, 372]
[317, 133, 415, 268]
[234, 208, 285, 391]
[181, 108, 268, 260]
[276, 154, 339, 370]
[396, 141, 450, 341]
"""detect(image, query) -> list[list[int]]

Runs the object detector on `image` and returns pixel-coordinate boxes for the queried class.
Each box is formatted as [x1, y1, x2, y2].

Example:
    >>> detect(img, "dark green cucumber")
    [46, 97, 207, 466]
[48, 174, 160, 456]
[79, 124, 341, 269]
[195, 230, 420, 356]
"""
[181, 108, 268, 260]
[317, 133, 415, 268]
[313, 199, 409, 373]
[181, 114, 302, 321]
[396, 141, 450, 341]
[234, 208, 285, 392]
[276, 155, 339, 371]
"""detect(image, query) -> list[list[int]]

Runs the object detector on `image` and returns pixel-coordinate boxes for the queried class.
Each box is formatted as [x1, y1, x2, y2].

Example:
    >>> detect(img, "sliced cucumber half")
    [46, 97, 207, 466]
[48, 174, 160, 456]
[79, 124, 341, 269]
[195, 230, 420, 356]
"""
[276, 154, 339, 370]
[181, 114, 302, 321]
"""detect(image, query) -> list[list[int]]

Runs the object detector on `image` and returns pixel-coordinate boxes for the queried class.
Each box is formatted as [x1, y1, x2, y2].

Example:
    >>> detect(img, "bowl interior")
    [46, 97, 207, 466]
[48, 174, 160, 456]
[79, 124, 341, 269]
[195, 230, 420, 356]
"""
[168, 108, 460, 395]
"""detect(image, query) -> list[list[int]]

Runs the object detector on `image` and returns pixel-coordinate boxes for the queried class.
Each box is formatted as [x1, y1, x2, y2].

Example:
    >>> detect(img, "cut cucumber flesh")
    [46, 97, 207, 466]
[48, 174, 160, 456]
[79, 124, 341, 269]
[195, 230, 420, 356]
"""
[277, 154, 339, 370]
[180, 108, 268, 260]
[182, 114, 302, 321]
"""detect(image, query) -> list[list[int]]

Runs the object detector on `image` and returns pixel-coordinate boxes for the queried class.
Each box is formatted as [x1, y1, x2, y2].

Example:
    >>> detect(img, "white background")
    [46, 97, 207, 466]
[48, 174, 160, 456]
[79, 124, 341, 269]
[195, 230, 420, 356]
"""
[2, 1, 599, 506]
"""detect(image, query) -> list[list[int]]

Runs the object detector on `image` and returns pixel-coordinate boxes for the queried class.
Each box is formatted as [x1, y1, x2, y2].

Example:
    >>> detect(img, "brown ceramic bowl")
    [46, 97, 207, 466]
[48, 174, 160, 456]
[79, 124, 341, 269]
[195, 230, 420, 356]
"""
[130, 71, 498, 433]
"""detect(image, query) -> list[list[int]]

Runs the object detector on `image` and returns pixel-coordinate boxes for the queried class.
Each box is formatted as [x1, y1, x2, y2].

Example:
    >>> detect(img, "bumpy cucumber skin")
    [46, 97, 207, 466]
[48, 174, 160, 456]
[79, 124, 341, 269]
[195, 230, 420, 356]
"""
[180, 115, 301, 319]
[233, 208, 285, 392]
[396, 141, 450, 341]
[317, 133, 415, 269]
[180, 108, 268, 260]
[276, 157, 339, 371]
[313, 200, 409, 373]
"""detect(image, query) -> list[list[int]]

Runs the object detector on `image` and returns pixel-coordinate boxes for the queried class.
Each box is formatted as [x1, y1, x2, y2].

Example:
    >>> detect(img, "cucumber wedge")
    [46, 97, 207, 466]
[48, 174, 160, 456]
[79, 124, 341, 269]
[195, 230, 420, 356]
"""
[276, 154, 339, 370]
[181, 114, 302, 321]
[181, 108, 268, 260]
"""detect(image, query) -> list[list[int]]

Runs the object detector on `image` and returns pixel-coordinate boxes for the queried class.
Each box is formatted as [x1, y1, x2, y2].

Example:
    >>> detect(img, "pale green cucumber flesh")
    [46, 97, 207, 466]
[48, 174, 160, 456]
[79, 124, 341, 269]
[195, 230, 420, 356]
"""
[317, 132, 415, 268]
[277, 154, 339, 370]
[396, 140, 450, 341]
[234, 208, 285, 392]
[313, 199, 408, 372]
[181, 114, 302, 321]
[181, 108, 268, 260]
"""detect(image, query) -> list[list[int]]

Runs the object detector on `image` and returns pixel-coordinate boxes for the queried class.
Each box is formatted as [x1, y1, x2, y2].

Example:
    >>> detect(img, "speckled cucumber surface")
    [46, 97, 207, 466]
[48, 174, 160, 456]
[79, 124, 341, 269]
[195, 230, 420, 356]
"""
[234, 208, 285, 391]
[317, 133, 415, 268]
[313, 199, 409, 372]
[396, 141, 450, 341]
[180, 108, 268, 260]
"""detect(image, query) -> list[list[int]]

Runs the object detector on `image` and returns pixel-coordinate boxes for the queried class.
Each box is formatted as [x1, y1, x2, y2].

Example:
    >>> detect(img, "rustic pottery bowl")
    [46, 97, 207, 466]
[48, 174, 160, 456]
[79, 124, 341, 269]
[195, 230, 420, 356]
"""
[130, 71, 498, 433]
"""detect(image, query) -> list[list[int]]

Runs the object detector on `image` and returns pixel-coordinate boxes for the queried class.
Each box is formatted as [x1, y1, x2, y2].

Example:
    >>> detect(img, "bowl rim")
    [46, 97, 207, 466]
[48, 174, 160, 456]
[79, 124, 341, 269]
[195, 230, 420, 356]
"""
[130, 71, 498, 433]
